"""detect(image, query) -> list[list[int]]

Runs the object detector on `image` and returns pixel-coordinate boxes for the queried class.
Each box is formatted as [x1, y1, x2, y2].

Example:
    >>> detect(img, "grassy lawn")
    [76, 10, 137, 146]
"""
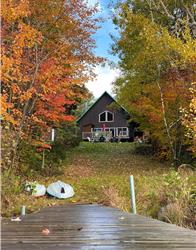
[2, 142, 195, 228]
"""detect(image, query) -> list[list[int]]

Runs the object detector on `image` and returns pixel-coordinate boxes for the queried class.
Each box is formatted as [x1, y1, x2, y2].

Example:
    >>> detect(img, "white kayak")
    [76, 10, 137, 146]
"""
[32, 184, 46, 197]
[47, 181, 74, 199]
[25, 182, 46, 197]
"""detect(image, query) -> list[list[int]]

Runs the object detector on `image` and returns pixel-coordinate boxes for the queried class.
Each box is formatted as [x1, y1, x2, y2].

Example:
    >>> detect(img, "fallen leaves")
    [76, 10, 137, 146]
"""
[42, 228, 50, 235]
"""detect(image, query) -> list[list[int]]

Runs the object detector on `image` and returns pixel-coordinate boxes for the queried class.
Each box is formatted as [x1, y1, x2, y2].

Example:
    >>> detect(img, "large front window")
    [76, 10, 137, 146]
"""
[117, 127, 128, 137]
[99, 111, 114, 122]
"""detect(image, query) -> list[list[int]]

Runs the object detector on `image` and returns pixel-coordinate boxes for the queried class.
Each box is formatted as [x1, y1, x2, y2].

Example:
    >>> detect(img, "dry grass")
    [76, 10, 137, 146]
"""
[102, 186, 129, 212]
[2, 142, 195, 229]
[158, 201, 194, 228]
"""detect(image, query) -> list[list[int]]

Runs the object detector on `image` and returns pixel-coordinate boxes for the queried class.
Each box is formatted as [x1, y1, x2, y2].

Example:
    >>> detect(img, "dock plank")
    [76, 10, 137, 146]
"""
[2, 204, 196, 249]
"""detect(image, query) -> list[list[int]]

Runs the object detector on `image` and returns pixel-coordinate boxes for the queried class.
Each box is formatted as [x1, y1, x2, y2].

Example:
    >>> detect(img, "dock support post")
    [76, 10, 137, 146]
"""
[21, 206, 26, 216]
[130, 175, 137, 214]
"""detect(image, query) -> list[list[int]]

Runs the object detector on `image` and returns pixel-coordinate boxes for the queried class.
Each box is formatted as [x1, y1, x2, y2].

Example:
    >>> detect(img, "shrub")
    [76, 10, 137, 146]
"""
[16, 123, 81, 176]
[102, 186, 128, 212]
[161, 170, 195, 228]
[18, 141, 43, 173]
[1, 170, 23, 215]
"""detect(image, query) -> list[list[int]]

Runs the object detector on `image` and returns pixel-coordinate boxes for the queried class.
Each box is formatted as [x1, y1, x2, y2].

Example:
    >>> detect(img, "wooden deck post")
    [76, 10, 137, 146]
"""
[130, 175, 137, 214]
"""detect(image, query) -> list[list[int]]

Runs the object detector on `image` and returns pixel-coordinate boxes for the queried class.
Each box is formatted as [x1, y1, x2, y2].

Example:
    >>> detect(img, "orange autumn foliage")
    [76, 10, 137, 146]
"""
[1, 0, 100, 129]
[1, 0, 101, 167]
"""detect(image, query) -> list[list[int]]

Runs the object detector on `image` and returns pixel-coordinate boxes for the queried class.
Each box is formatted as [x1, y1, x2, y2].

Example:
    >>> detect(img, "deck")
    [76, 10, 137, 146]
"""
[2, 204, 196, 249]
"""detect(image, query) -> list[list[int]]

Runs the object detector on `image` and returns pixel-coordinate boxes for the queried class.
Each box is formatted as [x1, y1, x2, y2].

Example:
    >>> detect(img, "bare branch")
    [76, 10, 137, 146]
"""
[146, 0, 155, 22]
[157, 66, 177, 161]
[159, 0, 175, 20]
[151, 0, 160, 11]
[182, 3, 196, 24]
[168, 117, 182, 131]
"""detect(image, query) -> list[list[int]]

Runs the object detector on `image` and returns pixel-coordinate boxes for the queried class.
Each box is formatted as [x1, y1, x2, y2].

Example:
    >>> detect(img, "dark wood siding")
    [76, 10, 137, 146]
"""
[78, 93, 129, 130]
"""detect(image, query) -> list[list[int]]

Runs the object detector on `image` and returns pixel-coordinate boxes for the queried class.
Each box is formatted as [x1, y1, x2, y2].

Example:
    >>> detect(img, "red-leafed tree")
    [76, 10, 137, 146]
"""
[1, 0, 101, 168]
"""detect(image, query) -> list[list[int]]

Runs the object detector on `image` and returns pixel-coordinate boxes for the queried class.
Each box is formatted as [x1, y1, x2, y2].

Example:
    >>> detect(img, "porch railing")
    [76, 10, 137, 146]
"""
[82, 131, 112, 141]
[82, 131, 129, 141]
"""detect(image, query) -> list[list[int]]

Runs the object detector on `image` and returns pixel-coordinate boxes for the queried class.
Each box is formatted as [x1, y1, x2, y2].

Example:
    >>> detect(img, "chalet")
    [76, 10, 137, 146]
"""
[77, 92, 136, 142]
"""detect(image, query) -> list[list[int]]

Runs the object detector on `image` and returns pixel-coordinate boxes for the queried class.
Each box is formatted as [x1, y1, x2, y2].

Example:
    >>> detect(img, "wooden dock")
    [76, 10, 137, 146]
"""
[2, 204, 196, 249]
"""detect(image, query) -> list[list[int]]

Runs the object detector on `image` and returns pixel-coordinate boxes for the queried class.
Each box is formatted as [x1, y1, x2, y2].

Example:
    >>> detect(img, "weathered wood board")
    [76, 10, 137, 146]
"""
[2, 204, 196, 249]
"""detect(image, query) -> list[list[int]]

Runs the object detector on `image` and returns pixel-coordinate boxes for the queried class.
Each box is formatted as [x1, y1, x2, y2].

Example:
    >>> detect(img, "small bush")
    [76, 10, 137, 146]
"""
[18, 141, 43, 173]
[158, 202, 187, 226]
[161, 170, 195, 228]
[16, 123, 81, 176]
[1, 170, 23, 216]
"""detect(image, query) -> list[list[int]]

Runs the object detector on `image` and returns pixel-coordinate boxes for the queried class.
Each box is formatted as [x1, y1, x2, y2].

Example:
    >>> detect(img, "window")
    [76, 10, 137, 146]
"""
[107, 112, 113, 121]
[99, 111, 114, 122]
[93, 128, 102, 132]
[100, 112, 106, 122]
[118, 127, 128, 136]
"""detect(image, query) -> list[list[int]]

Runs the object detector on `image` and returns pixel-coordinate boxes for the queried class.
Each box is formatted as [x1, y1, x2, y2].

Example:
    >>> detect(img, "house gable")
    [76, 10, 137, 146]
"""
[77, 92, 130, 129]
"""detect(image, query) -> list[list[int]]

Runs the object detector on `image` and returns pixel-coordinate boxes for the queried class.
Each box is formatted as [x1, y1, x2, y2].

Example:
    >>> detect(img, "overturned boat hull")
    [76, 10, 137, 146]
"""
[47, 181, 74, 199]
[32, 184, 46, 197]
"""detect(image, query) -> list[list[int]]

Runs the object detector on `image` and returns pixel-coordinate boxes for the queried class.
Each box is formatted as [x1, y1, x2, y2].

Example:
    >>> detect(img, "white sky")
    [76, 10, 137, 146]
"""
[85, 65, 120, 98]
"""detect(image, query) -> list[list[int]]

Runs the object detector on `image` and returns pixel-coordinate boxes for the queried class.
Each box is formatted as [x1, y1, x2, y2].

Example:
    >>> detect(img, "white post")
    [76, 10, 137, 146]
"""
[21, 205, 26, 216]
[51, 128, 55, 142]
[41, 150, 45, 169]
[130, 175, 137, 214]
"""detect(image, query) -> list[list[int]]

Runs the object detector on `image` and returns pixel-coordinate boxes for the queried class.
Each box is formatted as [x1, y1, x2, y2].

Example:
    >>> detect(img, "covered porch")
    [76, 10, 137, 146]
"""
[82, 127, 129, 141]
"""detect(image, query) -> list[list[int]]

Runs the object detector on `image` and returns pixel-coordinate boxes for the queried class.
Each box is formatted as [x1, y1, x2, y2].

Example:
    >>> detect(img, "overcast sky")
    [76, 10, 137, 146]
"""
[85, 0, 120, 98]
